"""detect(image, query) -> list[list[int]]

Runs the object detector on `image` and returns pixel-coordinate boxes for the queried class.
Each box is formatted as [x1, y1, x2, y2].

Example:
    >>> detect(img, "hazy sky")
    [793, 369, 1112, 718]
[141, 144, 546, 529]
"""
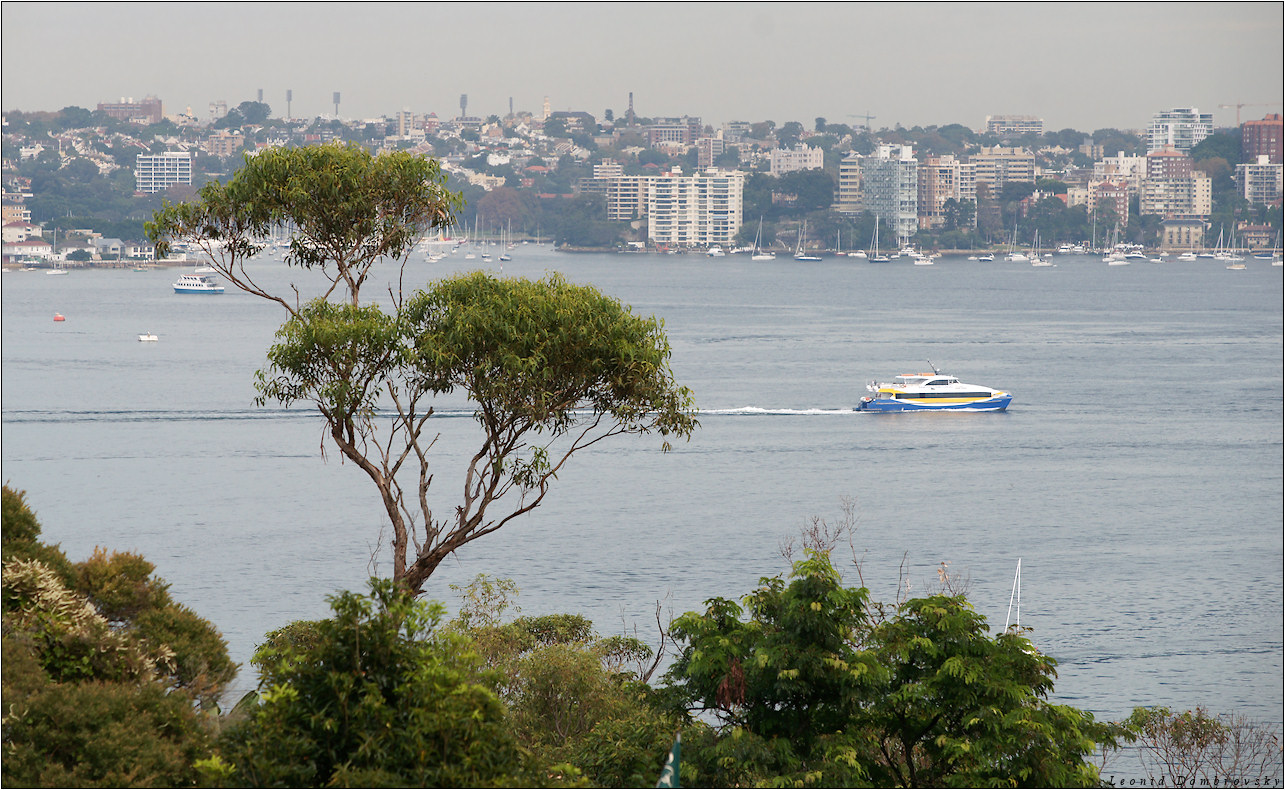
[3, 2, 1282, 132]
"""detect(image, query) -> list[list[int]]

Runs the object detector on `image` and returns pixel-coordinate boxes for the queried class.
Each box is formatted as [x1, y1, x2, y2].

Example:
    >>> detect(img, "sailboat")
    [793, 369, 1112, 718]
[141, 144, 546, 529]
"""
[751, 218, 776, 261]
[868, 217, 890, 262]
[498, 220, 512, 263]
[794, 220, 822, 261]
[1004, 224, 1028, 262]
[1031, 230, 1055, 267]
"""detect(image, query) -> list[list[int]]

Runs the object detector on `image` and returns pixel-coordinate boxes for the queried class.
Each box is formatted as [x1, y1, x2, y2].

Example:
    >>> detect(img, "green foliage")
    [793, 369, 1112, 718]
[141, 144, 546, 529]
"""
[681, 555, 873, 743]
[2, 678, 215, 788]
[405, 271, 696, 444]
[860, 596, 1126, 787]
[2, 485, 76, 585]
[220, 579, 535, 787]
[2, 487, 232, 787]
[664, 550, 1127, 788]
[543, 193, 624, 247]
[4, 557, 160, 684]
[76, 546, 172, 622]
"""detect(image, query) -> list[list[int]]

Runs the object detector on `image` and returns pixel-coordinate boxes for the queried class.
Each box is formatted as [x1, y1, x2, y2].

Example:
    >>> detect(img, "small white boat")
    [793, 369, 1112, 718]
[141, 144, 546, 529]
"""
[857, 364, 1012, 412]
[706, 246, 726, 258]
[138, 332, 158, 342]
[46, 268, 69, 276]
[173, 273, 225, 294]
[977, 253, 995, 262]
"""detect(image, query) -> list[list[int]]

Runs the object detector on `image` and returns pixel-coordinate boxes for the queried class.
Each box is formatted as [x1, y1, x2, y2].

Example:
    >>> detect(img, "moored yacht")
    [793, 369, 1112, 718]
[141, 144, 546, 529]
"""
[856, 365, 1012, 412]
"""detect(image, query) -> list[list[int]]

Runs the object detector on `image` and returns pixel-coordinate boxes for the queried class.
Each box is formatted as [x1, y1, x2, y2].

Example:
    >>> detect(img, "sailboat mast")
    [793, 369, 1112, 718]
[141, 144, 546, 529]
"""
[1004, 558, 1022, 631]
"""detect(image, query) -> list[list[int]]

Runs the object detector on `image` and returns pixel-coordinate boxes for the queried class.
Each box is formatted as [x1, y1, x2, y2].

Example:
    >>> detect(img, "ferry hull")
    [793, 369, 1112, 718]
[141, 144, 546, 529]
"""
[856, 394, 1012, 412]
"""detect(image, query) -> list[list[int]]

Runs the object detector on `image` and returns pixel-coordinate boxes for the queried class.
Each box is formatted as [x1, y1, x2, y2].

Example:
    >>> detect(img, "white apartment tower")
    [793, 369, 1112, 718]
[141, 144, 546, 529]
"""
[860, 145, 918, 240]
[647, 169, 744, 248]
[1147, 107, 1213, 153]
[135, 151, 193, 194]
[1236, 155, 1284, 206]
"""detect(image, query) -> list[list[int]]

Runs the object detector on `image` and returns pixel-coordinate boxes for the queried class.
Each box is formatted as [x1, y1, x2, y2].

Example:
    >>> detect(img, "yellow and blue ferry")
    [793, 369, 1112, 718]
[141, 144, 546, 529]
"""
[856, 365, 1012, 412]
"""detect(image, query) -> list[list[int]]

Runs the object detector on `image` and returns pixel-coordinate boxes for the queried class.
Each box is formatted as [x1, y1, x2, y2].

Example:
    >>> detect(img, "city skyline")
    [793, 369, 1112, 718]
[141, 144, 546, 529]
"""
[3, 2, 1282, 132]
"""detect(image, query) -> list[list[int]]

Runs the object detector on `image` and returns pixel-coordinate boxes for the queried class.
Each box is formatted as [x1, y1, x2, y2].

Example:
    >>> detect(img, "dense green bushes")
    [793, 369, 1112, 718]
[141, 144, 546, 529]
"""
[2, 485, 234, 787]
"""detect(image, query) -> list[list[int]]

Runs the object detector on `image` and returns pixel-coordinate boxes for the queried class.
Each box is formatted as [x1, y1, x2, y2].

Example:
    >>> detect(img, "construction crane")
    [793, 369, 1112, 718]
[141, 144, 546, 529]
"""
[1219, 102, 1279, 126]
[847, 111, 877, 131]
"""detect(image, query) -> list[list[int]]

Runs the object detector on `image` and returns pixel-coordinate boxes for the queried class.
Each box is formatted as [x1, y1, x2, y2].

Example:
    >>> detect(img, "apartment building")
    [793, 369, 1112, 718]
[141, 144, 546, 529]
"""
[835, 152, 863, 213]
[1145, 147, 1193, 179]
[646, 117, 703, 148]
[984, 115, 1044, 137]
[769, 144, 824, 176]
[1147, 107, 1212, 153]
[970, 146, 1035, 189]
[696, 137, 726, 169]
[1236, 155, 1284, 206]
[647, 168, 744, 248]
[917, 155, 976, 229]
[1242, 114, 1283, 164]
[134, 151, 193, 194]
[1140, 172, 1211, 218]
[606, 177, 651, 222]
[860, 145, 918, 240]
[205, 130, 245, 158]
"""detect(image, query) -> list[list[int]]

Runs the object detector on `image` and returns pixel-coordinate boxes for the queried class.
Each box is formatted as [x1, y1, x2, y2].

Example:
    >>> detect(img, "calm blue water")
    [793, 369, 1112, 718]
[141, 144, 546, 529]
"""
[2, 248, 1282, 732]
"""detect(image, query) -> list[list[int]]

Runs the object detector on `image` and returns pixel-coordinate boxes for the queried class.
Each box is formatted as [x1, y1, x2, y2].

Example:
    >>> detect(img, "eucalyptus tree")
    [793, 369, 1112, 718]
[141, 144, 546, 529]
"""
[147, 143, 696, 595]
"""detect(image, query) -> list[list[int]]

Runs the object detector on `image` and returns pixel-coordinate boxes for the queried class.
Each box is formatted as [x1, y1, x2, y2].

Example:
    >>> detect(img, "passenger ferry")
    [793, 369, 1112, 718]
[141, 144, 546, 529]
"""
[173, 273, 225, 294]
[856, 365, 1012, 412]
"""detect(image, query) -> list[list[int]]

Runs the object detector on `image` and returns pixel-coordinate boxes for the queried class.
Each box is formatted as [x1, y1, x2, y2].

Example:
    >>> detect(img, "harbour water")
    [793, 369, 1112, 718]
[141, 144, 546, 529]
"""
[2, 247, 1282, 735]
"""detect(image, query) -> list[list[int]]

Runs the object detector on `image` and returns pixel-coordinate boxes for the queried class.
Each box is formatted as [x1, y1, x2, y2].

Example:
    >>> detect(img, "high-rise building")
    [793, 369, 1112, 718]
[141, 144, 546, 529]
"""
[1242, 114, 1283, 164]
[917, 155, 976, 229]
[134, 151, 192, 194]
[1147, 107, 1213, 153]
[1235, 155, 1284, 206]
[860, 145, 918, 240]
[836, 152, 863, 214]
[647, 168, 744, 248]
[1140, 171, 1211, 218]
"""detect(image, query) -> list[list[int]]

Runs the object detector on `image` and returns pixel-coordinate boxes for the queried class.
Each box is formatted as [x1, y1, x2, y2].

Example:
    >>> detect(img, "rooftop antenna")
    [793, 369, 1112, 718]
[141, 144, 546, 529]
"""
[927, 359, 940, 375]
[1004, 558, 1022, 632]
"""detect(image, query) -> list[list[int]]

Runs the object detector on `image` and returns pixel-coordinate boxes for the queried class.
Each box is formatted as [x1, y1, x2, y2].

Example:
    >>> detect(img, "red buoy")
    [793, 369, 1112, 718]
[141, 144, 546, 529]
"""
[53, 313, 65, 322]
